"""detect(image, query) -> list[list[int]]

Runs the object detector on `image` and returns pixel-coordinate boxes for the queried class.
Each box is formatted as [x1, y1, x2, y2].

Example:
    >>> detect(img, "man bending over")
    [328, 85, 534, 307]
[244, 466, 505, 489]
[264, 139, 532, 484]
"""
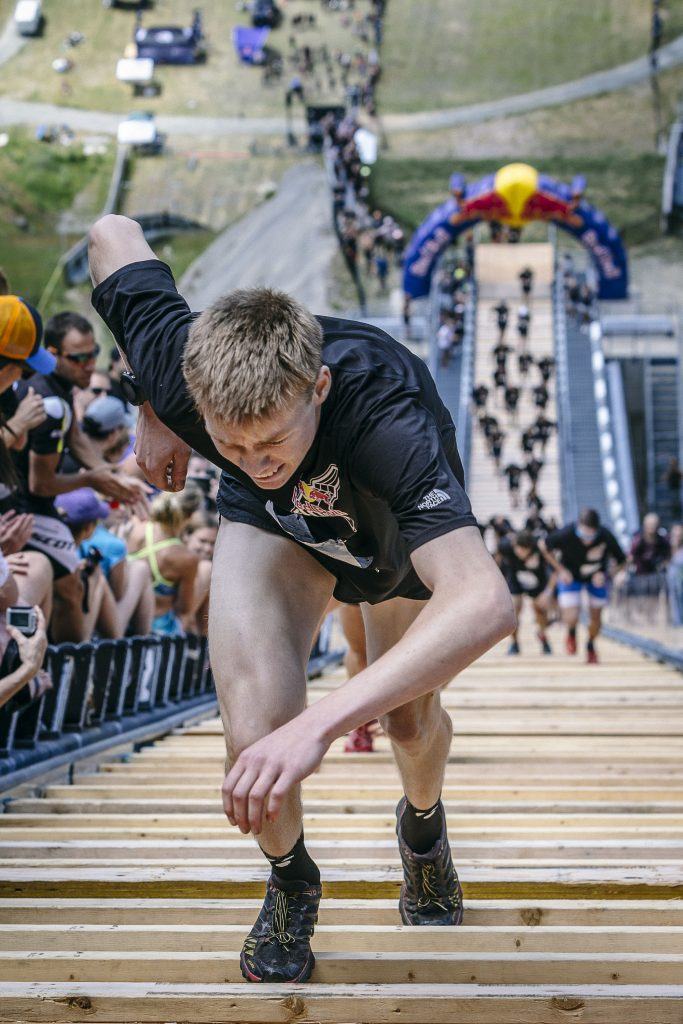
[88, 214, 514, 984]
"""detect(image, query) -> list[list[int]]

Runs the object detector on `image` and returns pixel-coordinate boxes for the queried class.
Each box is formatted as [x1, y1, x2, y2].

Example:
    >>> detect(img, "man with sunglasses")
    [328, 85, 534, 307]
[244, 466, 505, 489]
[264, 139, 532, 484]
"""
[10, 309, 146, 641]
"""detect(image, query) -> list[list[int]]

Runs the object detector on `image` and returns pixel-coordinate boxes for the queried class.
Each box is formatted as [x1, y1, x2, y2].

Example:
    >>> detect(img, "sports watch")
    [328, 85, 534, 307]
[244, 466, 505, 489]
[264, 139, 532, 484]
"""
[119, 370, 148, 407]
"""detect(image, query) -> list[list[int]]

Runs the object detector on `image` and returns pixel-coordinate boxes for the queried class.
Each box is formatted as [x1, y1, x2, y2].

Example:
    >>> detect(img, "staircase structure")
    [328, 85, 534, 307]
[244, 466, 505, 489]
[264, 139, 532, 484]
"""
[0, 624, 682, 1017]
[467, 243, 561, 527]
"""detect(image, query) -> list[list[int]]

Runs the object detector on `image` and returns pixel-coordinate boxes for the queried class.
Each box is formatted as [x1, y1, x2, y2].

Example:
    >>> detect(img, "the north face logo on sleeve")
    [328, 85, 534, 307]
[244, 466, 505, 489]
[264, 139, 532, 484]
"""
[417, 488, 450, 510]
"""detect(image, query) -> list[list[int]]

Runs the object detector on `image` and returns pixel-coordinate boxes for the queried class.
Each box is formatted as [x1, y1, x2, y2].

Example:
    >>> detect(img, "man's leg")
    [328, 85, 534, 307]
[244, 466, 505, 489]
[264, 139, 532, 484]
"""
[557, 585, 581, 654]
[508, 594, 522, 654]
[209, 520, 335, 982]
[586, 587, 607, 663]
[338, 603, 375, 753]
[362, 597, 462, 925]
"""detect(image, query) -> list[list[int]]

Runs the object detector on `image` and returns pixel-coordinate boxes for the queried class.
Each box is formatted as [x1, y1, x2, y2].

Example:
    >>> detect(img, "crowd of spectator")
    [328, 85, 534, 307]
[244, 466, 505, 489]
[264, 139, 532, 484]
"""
[435, 248, 473, 367]
[0, 286, 220, 712]
[561, 252, 595, 326]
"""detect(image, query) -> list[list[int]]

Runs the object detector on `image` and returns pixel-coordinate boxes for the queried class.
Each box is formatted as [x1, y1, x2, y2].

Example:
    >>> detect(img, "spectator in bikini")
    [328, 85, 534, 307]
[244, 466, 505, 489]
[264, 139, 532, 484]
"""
[127, 487, 202, 636]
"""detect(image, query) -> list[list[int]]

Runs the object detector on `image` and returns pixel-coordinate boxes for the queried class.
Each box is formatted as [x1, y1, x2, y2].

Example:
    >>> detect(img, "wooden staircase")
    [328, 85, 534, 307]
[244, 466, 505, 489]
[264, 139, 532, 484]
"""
[468, 243, 561, 527]
[0, 624, 682, 1020]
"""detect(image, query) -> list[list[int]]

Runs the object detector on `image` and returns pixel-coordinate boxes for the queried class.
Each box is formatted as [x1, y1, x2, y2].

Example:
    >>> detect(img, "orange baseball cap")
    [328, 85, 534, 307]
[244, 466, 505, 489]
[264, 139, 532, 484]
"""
[0, 295, 56, 374]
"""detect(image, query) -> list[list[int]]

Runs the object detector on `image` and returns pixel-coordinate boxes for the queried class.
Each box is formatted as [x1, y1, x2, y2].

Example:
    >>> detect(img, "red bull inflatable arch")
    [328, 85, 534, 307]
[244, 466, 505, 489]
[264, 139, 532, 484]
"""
[402, 162, 628, 300]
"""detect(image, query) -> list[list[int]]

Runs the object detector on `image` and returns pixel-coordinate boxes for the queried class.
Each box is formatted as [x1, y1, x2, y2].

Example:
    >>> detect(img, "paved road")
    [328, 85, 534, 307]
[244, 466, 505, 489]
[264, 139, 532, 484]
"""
[2, 34, 682, 135]
[179, 162, 337, 314]
[0, 14, 26, 67]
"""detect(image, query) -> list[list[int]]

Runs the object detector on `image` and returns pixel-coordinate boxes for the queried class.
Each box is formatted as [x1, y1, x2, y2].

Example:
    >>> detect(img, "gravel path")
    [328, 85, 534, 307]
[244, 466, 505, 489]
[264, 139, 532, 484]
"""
[2, 35, 682, 134]
[179, 162, 337, 314]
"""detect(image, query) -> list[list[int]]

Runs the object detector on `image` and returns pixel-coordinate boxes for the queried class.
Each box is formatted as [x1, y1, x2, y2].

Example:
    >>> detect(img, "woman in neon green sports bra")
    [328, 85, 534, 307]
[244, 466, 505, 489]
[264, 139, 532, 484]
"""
[127, 486, 202, 635]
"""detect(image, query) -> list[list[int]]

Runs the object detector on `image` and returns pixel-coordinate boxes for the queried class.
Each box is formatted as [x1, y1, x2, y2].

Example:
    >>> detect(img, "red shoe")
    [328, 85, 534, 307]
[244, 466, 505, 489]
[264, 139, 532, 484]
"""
[344, 723, 376, 753]
[586, 646, 599, 665]
[565, 633, 577, 655]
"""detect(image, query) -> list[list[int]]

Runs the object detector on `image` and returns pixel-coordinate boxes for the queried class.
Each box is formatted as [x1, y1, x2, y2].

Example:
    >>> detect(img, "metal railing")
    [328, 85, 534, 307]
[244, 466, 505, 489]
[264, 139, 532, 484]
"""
[552, 266, 578, 522]
[455, 280, 477, 477]
[0, 624, 343, 790]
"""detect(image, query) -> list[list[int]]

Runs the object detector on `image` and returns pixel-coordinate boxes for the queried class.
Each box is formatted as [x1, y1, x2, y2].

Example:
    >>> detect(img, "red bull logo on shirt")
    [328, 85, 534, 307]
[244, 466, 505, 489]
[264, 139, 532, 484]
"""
[291, 463, 356, 529]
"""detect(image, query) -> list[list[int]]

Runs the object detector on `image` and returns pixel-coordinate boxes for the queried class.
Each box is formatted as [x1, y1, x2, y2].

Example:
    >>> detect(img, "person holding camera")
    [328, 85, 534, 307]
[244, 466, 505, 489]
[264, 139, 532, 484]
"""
[1, 606, 49, 709]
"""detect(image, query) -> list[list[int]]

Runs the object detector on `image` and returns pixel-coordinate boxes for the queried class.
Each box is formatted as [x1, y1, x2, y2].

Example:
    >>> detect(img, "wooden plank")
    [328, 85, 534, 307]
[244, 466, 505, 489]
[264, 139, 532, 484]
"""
[2, 949, 682, 985]
[0, 864, 681, 899]
[4, 838, 683, 861]
[0, 922, 681, 953]
[1, 981, 682, 1023]
[0, 898, 680, 927]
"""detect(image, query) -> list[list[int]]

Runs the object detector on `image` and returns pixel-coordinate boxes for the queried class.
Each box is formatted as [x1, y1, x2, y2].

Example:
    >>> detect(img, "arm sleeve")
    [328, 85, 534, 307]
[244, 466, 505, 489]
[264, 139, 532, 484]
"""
[605, 529, 626, 564]
[91, 260, 196, 423]
[349, 393, 477, 554]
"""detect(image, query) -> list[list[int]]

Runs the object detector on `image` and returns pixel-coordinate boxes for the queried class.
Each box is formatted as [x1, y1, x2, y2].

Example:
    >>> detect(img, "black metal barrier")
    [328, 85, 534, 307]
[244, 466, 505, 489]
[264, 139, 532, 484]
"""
[0, 624, 344, 786]
[0, 633, 213, 779]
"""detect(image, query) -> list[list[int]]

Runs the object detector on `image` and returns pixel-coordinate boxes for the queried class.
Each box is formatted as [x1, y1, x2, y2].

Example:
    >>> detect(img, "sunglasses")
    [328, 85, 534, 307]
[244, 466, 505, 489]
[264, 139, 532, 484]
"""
[64, 345, 100, 365]
[91, 386, 111, 396]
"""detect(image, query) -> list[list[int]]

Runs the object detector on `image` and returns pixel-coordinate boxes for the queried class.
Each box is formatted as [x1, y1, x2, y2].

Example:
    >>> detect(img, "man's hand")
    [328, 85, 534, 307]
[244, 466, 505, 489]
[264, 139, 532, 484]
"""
[87, 467, 150, 505]
[222, 718, 330, 836]
[135, 402, 190, 491]
[0, 511, 34, 555]
[9, 388, 46, 435]
[6, 606, 48, 679]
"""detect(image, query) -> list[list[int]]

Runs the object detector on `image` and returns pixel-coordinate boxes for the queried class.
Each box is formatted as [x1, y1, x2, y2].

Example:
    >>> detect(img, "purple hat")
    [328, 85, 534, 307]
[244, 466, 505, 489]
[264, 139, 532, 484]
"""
[56, 487, 110, 526]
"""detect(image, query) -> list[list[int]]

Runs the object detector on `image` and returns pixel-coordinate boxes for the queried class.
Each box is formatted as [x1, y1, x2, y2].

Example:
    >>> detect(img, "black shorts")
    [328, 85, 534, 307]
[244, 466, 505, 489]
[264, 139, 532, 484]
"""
[506, 577, 545, 599]
[216, 473, 431, 606]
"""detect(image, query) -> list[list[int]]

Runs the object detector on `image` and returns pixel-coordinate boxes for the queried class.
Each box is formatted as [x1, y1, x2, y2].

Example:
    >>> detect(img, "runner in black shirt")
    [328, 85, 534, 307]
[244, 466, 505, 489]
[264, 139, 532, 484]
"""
[493, 365, 507, 393]
[503, 462, 522, 507]
[537, 356, 555, 383]
[492, 342, 513, 368]
[520, 428, 535, 456]
[497, 531, 552, 655]
[519, 267, 533, 296]
[532, 414, 556, 451]
[489, 427, 505, 469]
[479, 413, 498, 439]
[540, 508, 625, 663]
[471, 384, 488, 408]
[532, 384, 549, 410]
[492, 300, 508, 339]
[525, 457, 544, 485]
[504, 384, 520, 418]
[88, 215, 514, 985]
[518, 351, 534, 377]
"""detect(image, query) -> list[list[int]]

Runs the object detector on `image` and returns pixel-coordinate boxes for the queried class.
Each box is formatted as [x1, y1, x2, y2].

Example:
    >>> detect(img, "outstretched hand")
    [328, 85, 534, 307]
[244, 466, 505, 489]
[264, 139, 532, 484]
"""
[221, 717, 330, 836]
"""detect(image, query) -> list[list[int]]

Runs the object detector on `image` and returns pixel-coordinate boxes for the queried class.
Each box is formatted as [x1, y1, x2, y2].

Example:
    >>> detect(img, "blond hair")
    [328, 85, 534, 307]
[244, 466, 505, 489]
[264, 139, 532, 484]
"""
[183, 287, 323, 423]
[150, 484, 202, 533]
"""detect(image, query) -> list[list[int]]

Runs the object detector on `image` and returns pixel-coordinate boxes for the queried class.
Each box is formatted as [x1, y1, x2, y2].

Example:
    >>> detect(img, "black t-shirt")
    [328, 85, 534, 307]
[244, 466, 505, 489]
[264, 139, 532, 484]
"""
[92, 260, 477, 604]
[504, 463, 522, 487]
[498, 536, 548, 595]
[11, 372, 76, 517]
[545, 523, 625, 582]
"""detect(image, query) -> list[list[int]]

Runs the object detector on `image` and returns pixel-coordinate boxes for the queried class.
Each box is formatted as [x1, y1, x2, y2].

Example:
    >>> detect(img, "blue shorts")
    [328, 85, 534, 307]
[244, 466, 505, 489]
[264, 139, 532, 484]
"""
[557, 579, 608, 608]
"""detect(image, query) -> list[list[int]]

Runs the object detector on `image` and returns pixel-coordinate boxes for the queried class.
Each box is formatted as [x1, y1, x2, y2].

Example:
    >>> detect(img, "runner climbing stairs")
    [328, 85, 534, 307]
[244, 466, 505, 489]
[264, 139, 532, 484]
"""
[0, 627, 682, 1019]
[468, 243, 561, 526]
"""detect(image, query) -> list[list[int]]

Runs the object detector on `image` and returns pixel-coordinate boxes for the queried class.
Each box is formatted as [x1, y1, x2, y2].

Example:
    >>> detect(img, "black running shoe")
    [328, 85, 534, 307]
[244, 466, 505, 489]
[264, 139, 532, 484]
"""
[396, 797, 463, 926]
[240, 875, 321, 983]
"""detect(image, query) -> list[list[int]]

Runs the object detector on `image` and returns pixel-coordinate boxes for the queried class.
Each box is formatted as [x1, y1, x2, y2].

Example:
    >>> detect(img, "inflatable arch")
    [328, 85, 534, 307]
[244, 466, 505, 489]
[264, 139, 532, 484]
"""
[402, 162, 628, 300]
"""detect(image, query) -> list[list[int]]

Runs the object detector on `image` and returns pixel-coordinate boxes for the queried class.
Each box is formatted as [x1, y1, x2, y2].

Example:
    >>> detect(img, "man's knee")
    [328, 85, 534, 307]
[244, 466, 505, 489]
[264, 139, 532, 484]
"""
[216, 662, 306, 762]
[380, 693, 448, 753]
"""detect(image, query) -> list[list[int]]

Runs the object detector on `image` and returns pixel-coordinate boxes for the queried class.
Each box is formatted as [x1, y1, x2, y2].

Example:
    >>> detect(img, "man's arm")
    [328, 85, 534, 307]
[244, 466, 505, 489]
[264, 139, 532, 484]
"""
[88, 216, 194, 491]
[538, 537, 572, 582]
[65, 418, 108, 472]
[88, 215, 157, 289]
[29, 451, 147, 504]
[222, 525, 515, 834]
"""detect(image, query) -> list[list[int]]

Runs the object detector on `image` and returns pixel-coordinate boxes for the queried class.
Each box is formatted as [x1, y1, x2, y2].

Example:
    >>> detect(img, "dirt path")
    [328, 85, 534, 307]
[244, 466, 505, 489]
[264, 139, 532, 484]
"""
[179, 162, 337, 314]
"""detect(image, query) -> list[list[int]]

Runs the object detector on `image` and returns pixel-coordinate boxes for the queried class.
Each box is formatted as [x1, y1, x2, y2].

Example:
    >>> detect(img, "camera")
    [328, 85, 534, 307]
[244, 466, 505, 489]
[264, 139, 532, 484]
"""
[6, 606, 38, 637]
[81, 546, 104, 578]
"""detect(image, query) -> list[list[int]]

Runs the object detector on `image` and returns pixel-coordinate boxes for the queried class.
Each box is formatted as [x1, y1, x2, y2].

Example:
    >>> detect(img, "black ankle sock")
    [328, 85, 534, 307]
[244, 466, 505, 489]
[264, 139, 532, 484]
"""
[400, 797, 444, 854]
[587, 637, 595, 651]
[261, 831, 320, 886]
[568, 626, 577, 638]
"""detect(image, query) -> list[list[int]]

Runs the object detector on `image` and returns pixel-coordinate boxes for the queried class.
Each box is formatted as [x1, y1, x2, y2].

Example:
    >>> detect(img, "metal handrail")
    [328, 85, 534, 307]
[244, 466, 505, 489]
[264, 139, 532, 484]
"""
[551, 261, 578, 522]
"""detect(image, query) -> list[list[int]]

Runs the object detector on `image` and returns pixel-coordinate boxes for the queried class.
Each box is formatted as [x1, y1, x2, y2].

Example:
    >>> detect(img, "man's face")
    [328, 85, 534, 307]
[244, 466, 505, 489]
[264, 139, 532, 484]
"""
[204, 367, 331, 490]
[53, 328, 99, 389]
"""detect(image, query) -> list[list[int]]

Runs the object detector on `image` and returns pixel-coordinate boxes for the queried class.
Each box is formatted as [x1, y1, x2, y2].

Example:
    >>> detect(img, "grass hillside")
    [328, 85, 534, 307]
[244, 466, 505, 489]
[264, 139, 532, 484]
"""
[379, 0, 683, 113]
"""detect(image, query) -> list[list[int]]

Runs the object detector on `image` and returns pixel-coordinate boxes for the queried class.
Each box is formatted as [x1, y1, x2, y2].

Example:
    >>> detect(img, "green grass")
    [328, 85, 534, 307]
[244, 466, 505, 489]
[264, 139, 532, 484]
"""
[0, 129, 114, 307]
[0, 0, 374, 117]
[379, 0, 683, 113]
[369, 154, 666, 246]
